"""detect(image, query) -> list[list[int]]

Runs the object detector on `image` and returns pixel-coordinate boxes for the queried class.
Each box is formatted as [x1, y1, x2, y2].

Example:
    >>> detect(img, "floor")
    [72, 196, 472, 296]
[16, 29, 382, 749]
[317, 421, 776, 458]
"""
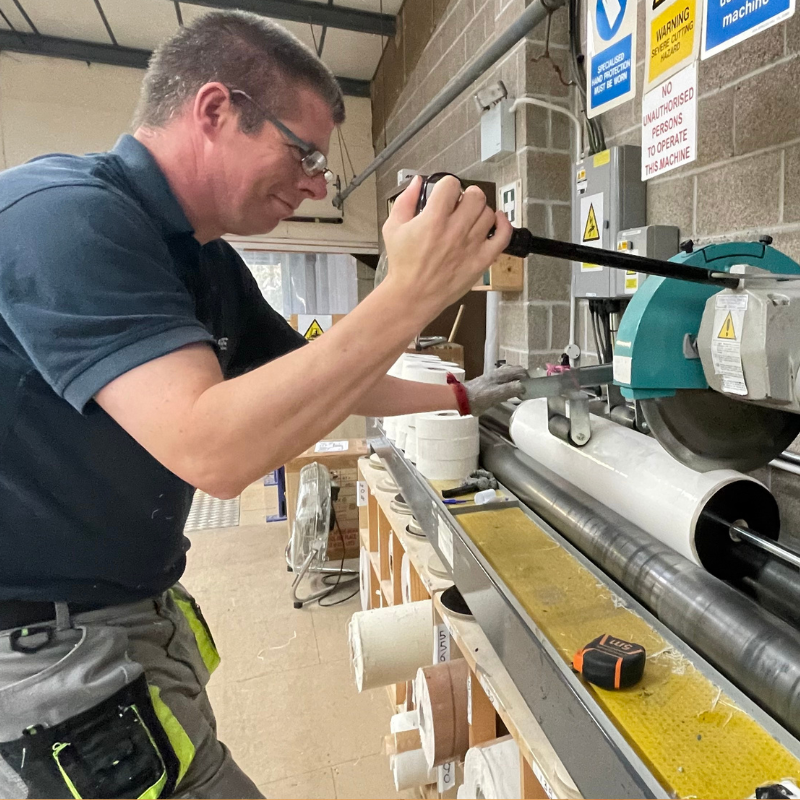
[183, 473, 413, 799]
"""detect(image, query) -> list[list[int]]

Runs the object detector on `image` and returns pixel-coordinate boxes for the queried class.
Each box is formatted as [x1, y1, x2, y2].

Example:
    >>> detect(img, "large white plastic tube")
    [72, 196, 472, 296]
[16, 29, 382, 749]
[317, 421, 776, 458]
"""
[509, 398, 770, 565]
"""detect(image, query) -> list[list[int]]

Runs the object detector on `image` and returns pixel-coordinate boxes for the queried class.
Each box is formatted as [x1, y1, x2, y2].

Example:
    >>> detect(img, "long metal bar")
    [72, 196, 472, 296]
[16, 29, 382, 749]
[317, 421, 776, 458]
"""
[519, 363, 612, 398]
[333, 0, 565, 207]
[480, 426, 800, 741]
[505, 228, 740, 288]
[181, 0, 396, 36]
[733, 523, 800, 571]
[0, 31, 370, 96]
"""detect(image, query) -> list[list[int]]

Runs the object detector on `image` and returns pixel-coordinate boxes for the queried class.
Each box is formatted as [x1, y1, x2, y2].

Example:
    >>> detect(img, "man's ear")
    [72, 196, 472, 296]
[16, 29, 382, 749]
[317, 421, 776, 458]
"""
[193, 82, 235, 139]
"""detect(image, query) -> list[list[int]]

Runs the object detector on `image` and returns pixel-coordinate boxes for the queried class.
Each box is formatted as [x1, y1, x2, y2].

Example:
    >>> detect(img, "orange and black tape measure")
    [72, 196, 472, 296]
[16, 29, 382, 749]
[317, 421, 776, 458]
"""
[573, 634, 646, 690]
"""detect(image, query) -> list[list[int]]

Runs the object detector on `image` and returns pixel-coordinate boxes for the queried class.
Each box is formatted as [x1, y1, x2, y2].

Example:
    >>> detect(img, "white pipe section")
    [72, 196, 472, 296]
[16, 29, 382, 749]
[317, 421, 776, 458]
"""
[484, 290, 501, 375]
[509, 399, 769, 565]
[510, 96, 583, 162]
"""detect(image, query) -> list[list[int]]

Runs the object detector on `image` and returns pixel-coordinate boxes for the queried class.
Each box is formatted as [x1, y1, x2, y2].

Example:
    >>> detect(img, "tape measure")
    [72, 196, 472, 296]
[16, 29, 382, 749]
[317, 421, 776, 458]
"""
[573, 634, 646, 690]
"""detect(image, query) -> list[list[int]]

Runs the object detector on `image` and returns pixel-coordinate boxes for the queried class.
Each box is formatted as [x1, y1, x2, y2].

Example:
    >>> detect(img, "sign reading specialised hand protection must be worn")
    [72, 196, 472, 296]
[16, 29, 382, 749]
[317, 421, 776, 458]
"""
[587, 0, 638, 117]
[646, 0, 700, 91]
[641, 62, 698, 180]
[702, 0, 794, 59]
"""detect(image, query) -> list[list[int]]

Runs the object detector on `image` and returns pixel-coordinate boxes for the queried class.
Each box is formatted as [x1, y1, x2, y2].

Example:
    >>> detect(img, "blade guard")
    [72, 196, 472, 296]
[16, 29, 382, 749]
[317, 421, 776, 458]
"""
[613, 242, 800, 399]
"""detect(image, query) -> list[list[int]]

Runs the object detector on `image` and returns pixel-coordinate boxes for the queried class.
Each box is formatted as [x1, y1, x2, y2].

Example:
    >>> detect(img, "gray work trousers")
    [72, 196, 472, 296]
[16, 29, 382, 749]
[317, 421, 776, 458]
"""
[0, 587, 263, 799]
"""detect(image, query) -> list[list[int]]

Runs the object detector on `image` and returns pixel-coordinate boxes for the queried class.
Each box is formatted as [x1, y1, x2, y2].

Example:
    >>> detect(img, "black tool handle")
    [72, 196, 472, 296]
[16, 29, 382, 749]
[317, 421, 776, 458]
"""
[505, 228, 738, 288]
[441, 481, 479, 499]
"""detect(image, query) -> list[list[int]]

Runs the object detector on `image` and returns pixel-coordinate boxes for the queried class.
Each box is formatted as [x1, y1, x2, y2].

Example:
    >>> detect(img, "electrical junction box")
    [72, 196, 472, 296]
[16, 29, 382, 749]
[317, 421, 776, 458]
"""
[571, 146, 645, 298]
[481, 98, 515, 162]
[615, 225, 680, 296]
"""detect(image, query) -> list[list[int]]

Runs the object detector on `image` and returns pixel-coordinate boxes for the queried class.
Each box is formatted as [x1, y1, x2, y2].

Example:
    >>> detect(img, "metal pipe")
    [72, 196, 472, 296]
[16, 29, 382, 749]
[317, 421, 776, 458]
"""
[480, 426, 800, 738]
[333, 0, 565, 208]
[772, 456, 800, 475]
[731, 522, 800, 571]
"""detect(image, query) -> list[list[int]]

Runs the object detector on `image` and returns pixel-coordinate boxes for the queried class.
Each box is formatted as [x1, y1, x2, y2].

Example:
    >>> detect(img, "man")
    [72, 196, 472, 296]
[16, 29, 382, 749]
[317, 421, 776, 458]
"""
[0, 10, 520, 799]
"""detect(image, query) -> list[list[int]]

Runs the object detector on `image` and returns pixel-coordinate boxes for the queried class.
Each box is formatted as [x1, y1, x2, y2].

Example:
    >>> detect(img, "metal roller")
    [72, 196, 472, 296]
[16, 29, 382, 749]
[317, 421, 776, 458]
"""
[479, 425, 800, 739]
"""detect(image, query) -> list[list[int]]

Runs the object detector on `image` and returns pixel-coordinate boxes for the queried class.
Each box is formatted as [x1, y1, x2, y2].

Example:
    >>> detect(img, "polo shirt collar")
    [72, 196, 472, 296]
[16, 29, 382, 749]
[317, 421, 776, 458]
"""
[111, 134, 194, 237]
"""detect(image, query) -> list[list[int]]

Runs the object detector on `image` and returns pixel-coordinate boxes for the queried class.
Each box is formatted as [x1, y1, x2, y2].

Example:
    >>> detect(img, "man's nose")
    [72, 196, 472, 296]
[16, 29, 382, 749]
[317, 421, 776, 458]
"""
[299, 172, 329, 201]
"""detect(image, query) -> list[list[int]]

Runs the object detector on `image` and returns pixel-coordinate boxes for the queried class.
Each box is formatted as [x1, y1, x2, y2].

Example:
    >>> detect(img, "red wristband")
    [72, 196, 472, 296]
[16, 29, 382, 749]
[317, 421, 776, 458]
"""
[447, 373, 471, 416]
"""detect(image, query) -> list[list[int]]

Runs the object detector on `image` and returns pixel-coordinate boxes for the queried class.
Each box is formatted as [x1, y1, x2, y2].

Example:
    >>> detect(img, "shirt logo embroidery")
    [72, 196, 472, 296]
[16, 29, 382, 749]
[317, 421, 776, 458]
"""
[217, 337, 229, 351]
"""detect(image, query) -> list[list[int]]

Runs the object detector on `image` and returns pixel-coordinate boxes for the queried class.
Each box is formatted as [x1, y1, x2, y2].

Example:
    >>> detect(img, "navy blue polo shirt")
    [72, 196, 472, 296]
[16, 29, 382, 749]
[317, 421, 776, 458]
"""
[0, 135, 306, 605]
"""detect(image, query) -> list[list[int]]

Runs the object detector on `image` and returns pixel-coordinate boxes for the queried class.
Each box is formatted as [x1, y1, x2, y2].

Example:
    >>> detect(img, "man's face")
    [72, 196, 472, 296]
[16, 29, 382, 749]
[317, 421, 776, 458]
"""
[210, 86, 335, 236]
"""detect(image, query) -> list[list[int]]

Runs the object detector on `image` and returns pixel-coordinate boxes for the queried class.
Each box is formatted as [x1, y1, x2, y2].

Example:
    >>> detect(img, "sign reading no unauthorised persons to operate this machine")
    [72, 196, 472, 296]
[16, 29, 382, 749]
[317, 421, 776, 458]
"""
[702, 0, 795, 58]
[641, 62, 698, 180]
[587, 0, 638, 117]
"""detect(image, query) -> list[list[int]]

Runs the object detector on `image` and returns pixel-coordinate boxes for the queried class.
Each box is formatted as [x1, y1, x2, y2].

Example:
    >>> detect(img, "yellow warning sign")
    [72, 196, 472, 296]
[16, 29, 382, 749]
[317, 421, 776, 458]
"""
[303, 319, 325, 340]
[717, 311, 736, 340]
[583, 204, 601, 242]
[647, 0, 697, 85]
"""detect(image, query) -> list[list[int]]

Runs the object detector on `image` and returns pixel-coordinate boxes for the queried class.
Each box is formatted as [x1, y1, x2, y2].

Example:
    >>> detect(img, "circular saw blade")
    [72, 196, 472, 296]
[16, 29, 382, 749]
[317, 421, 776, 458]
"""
[640, 389, 800, 473]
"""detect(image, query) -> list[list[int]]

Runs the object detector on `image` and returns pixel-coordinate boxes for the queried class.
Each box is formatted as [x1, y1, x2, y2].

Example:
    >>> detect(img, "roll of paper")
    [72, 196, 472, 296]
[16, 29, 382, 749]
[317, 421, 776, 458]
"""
[359, 547, 371, 612]
[509, 398, 778, 567]
[461, 736, 520, 799]
[415, 411, 480, 480]
[390, 709, 419, 733]
[349, 600, 433, 692]
[384, 355, 440, 441]
[416, 659, 470, 769]
[393, 748, 437, 791]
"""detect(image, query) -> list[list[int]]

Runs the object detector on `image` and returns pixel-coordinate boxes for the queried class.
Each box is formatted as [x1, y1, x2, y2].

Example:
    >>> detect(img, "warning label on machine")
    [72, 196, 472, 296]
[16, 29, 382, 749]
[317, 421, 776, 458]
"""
[580, 192, 604, 271]
[711, 293, 748, 395]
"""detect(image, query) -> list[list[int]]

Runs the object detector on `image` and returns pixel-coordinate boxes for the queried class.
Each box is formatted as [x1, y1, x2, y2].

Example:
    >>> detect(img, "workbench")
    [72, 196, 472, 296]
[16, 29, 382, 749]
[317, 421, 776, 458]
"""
[360, 421, 800, 799]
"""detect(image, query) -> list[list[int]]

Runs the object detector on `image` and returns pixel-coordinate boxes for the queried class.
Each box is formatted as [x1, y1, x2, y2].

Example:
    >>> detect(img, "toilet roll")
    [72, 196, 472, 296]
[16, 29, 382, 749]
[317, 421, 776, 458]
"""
[461, 736, 521, 799]
[359, 547, 371, 612]
[405, 419, 418, 462]
[401, 552, 412, 603]
[416, 411, 480, 481]
[349, 600, 432, 692]
[509, 398, 780, 568]
[416, 659, 471, 769]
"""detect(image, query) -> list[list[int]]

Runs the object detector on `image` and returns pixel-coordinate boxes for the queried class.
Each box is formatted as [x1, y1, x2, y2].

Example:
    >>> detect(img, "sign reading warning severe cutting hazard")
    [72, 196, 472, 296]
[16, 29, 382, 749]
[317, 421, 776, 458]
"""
[580, 193, 604, 271]
[645, 0, 700, 91]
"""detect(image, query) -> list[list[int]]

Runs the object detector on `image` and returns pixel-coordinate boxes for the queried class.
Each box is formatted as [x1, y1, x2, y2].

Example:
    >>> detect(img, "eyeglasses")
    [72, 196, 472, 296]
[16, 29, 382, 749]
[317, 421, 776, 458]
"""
[415, 172, 464, 215]
[228, 88, 334, 184]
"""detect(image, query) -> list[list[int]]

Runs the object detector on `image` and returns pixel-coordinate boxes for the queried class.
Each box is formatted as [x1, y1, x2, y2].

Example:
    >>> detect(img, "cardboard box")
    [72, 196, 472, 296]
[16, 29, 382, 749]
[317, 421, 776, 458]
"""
[285, 438, 368, 561]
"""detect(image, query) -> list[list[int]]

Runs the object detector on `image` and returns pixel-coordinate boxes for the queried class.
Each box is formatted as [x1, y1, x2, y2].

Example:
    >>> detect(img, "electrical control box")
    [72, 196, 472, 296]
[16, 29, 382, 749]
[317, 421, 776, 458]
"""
[480, 99, 515, 162]
[615, 225, 680, 295]
[571, 146, 645, 298]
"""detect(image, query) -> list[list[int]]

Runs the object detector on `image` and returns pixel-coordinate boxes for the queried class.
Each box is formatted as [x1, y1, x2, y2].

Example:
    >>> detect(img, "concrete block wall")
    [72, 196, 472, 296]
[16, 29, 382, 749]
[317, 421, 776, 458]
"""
[370, 0, 577, 370]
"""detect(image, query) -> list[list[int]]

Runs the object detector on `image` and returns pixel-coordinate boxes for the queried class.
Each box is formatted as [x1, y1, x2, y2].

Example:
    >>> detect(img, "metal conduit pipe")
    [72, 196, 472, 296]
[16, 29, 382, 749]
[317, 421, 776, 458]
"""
[479, 426, 800, 738]
[332, 0, 566, 208]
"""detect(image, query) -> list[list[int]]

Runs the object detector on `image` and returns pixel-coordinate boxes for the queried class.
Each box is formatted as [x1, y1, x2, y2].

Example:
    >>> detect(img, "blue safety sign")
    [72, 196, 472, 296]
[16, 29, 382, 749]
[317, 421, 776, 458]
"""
[702, 0, 795, 58]
[588, 0, 637, 117]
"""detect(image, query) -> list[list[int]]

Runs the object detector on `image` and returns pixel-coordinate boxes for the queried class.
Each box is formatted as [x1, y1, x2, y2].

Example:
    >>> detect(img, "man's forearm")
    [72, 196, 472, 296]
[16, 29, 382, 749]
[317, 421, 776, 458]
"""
[351, 374, 458, 416]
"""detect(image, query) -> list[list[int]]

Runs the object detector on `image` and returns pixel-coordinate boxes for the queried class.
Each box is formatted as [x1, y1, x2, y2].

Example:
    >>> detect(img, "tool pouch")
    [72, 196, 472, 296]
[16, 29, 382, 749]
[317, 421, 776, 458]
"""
[0, 673, 179, 799]
[0, 625, 187, 799]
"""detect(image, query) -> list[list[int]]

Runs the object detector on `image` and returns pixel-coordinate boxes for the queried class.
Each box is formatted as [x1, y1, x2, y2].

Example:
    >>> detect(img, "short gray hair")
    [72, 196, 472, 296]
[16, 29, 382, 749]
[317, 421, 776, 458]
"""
[134, 10, 345, 132]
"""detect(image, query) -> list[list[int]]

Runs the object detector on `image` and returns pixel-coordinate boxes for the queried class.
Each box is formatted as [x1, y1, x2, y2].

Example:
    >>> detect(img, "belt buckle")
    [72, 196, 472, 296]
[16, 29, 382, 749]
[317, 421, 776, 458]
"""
[9, 626, 55, 654]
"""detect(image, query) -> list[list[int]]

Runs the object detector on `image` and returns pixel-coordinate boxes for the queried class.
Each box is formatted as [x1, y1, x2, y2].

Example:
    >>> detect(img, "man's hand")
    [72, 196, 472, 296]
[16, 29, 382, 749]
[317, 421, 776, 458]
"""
[381, 175, 512, 318]
[449, 364, 529, 417]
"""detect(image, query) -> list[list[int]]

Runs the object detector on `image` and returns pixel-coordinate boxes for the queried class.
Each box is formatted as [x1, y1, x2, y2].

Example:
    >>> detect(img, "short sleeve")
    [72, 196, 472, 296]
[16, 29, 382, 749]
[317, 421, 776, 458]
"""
[0, 185, 214, 411]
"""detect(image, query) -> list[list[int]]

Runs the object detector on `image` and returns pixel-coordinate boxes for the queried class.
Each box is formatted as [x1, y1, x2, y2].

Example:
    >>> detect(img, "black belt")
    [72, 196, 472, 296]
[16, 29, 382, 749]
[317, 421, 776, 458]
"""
[0, 600, 107, 632]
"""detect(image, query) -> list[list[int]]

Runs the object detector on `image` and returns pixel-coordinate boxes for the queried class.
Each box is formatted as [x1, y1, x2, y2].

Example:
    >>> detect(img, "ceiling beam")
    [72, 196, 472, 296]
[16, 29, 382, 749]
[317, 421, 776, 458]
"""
[0, 31, 371, 96]
[181, 0, 395, 36]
